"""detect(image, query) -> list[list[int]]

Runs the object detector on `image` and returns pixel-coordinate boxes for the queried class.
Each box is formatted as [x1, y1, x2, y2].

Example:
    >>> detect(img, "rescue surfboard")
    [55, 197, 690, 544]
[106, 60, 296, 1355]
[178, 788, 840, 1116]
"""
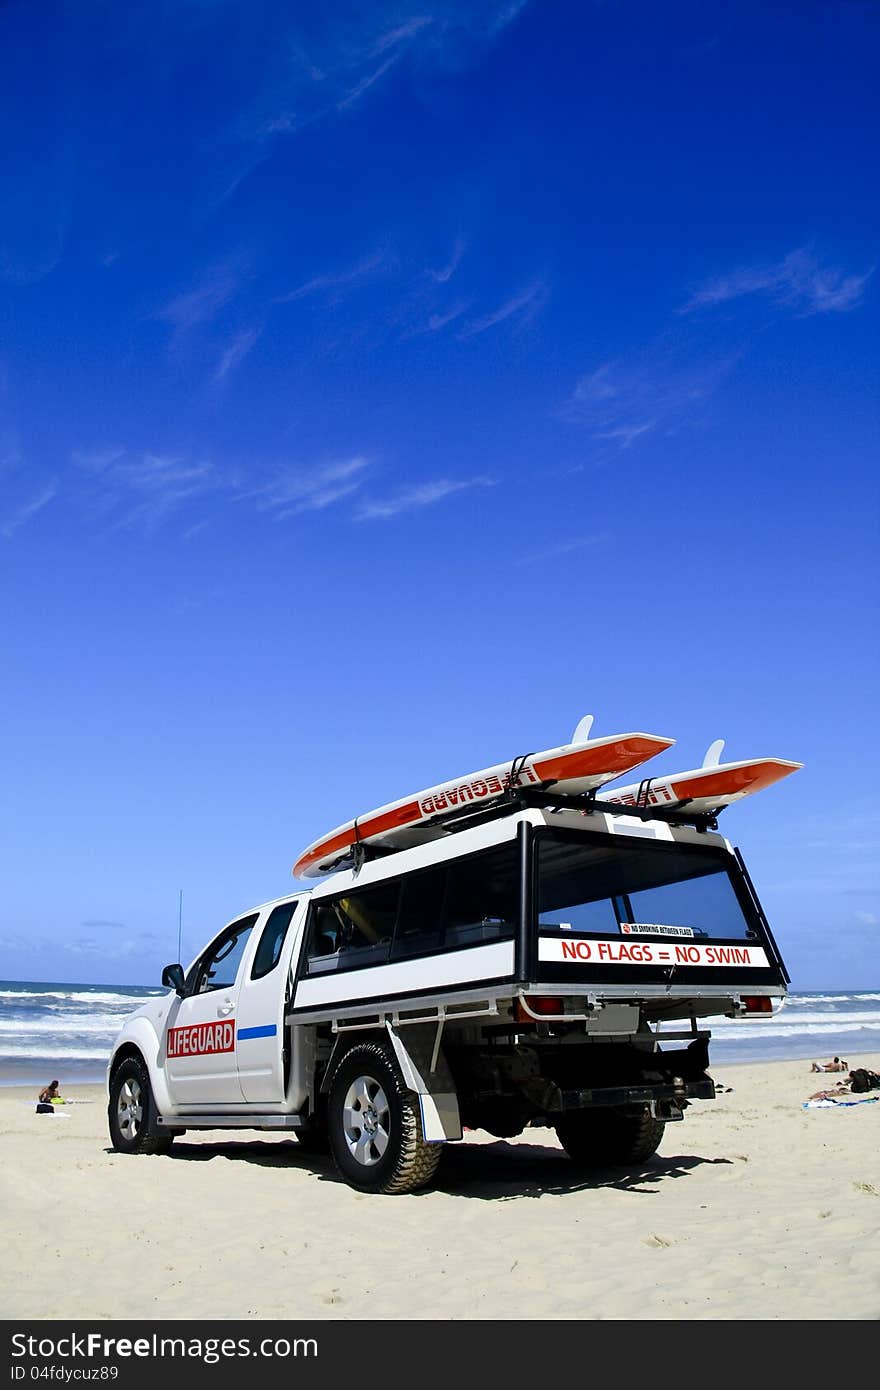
[603, 739, 802, 814]
[292, 719, 676, 879]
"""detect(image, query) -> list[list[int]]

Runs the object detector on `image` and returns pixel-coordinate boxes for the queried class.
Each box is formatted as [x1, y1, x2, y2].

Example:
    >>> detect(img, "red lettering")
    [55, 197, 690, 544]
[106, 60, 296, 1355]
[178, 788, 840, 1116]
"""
[168, 1019, 237, 1060]
[560, 940, 591, 960]
[675, 945, 701, 964]
[648, 784, 674, 803]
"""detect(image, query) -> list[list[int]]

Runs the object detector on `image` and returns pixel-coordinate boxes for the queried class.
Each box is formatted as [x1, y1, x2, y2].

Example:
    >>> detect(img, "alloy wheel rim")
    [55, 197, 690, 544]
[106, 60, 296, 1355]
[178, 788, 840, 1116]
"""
[342, 1074, 390, 1166]
[117, 1076, 143, 1141]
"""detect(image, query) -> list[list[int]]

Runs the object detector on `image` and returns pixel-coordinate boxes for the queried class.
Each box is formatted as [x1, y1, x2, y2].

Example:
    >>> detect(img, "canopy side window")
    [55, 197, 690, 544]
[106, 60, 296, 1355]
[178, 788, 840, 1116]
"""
[304, 882, 399, 974]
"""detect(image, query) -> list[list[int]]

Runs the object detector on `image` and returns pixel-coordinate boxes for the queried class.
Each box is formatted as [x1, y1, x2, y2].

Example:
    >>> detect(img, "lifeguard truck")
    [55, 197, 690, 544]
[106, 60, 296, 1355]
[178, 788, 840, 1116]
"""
[107, 717, 799, 1194]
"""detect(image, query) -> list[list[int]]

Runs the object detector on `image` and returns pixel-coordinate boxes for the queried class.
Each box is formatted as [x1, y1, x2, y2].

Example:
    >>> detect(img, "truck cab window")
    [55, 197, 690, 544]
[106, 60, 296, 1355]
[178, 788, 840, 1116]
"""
[191, 914, 258, 994]
[252, 901, 298, 980]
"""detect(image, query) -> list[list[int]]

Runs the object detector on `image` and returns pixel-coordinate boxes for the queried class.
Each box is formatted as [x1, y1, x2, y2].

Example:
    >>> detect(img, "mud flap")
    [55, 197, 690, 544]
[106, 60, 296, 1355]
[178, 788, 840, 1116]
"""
[384, 1021, 462, 1142]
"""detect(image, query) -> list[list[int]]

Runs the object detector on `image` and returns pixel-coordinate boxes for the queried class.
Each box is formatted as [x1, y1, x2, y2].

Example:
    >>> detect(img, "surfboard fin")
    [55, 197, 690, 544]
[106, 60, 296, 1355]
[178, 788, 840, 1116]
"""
[702, 739, 725, 768]
[570, 714, 595, 745]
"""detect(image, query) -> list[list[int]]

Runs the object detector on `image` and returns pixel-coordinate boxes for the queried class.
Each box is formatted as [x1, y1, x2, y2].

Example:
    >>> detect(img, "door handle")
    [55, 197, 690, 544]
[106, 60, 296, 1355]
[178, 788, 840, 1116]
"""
[217, 1001, 235, 1016]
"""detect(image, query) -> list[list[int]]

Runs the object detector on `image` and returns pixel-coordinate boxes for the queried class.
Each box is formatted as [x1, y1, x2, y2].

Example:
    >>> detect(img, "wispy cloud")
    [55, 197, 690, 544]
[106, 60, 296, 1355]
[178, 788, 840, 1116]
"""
[243, 456, 372, 519]
[223, 5, 531, 198]
[459, 279, 548, 337]
[560, 352, 737, 445]
[68, 443, 498, 534]
[71, 446, 126, 472]
[1, 479, 58, 539]
[336, 16, 436, 111]
[562, 240, 872, 460]
[517, 533, 610, 566]
[275, 253, 386, 305]
[428, 238, 466, 284]
[682, 247, 874, 316]
[153, 263, 243, 339]
[73, 447, 227, 532]
[488, 1, 531, 34]
[400, 300, 471, 339]
[354, 474, 496, 521]
[226, 15, 434, 160]
[213, 325, 262, 383]
[70, 446, 375, 533]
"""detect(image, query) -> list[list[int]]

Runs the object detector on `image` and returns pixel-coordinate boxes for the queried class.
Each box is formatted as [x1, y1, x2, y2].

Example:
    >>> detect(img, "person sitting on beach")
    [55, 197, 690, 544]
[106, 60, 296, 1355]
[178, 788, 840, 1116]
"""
[36, 1080, 64, 1114]
[810, 1057, 848, 1073]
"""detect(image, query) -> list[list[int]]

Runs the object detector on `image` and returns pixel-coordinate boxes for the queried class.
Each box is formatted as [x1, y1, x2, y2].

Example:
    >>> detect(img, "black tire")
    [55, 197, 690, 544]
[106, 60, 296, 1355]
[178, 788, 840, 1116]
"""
[108, 1055, 173, 1155]
[555, 1106, 665, 1167]
[327, 1041, 443, 1194]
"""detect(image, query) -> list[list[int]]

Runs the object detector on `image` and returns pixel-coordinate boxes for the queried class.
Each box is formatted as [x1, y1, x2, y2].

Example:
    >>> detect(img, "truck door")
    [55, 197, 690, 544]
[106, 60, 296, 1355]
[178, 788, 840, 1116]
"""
[163, 913, 258, 1107]
[234, 898, 305, 1104]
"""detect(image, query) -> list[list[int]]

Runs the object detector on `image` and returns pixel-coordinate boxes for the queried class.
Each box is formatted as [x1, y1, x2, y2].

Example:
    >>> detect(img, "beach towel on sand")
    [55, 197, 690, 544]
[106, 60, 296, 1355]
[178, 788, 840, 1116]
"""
[803, 1096, 879, 1109]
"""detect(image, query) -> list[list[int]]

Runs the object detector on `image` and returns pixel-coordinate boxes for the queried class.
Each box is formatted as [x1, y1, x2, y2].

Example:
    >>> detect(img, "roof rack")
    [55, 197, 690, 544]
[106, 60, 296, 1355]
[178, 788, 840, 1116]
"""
[343, 783, 721, 872]
[429, 784, 719, 834]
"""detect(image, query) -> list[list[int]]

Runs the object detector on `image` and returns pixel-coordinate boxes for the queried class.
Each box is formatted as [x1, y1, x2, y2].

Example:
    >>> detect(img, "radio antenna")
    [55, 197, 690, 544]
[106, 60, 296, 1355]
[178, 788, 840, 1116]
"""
[177, 889, 183, 963]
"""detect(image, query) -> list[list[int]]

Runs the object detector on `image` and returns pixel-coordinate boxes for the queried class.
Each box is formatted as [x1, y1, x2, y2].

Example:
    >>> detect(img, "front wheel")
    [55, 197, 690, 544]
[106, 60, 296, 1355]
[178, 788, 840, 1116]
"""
[108, 1055, 172, 1155]
[327, 1041, 443, 1194]
[556, 1106, 665, 1167]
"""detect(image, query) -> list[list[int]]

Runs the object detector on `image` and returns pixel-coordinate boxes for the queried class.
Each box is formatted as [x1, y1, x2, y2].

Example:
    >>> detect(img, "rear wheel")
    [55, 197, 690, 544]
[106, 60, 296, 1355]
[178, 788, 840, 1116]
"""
[108, 1056, 172, 1155]
[327, 1041, 443, 1194]
[555, 1106, 665, 1167]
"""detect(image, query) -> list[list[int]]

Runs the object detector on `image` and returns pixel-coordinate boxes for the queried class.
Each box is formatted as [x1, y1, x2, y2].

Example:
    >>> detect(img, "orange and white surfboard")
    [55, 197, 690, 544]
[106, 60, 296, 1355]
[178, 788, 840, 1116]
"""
[292, 716, 675, 879]
[604, 740, 802, 815]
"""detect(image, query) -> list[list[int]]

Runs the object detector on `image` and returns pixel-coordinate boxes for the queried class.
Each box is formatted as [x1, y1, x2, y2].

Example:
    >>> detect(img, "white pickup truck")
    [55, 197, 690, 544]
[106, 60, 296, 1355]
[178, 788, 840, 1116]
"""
[107, 775, 790, 1194]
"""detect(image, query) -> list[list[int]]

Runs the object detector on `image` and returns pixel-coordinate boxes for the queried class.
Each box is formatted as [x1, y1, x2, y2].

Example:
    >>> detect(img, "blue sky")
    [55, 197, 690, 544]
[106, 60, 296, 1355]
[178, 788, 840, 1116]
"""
[1, 0, 877, 990]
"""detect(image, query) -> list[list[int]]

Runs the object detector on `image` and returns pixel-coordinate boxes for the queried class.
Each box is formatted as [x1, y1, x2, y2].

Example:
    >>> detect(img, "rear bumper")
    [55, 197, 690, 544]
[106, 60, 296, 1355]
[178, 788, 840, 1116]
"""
[559, 1077, 716, 1111]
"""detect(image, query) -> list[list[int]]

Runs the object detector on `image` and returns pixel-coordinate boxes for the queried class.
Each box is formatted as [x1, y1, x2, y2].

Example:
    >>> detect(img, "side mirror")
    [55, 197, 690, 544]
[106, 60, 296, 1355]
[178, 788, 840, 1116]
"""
[161, 963, 186, 996]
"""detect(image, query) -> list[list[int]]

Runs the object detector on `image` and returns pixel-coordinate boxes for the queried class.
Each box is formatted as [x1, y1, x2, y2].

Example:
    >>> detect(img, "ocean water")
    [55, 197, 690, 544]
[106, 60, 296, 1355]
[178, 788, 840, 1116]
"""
[0, 980, 165, 1086]
[1, 979, 879, 1088]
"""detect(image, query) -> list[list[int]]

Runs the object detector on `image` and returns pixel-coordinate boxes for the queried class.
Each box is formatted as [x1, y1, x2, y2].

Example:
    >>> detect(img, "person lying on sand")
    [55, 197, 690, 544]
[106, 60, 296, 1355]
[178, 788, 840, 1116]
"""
[810, 1057, 848, 1073]
[809, 1082, 851, 1100]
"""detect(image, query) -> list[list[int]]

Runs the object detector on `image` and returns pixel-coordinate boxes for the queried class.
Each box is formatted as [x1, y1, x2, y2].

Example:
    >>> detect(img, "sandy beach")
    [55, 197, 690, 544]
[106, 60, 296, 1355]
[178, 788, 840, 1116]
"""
[2, 1055, 878, 1323]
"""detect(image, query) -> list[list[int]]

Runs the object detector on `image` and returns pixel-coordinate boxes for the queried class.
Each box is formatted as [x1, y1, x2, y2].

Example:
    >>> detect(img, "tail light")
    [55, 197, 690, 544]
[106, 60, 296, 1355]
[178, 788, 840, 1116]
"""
[514, 995, 564, 1022]
[741, 995, 773, 1014]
